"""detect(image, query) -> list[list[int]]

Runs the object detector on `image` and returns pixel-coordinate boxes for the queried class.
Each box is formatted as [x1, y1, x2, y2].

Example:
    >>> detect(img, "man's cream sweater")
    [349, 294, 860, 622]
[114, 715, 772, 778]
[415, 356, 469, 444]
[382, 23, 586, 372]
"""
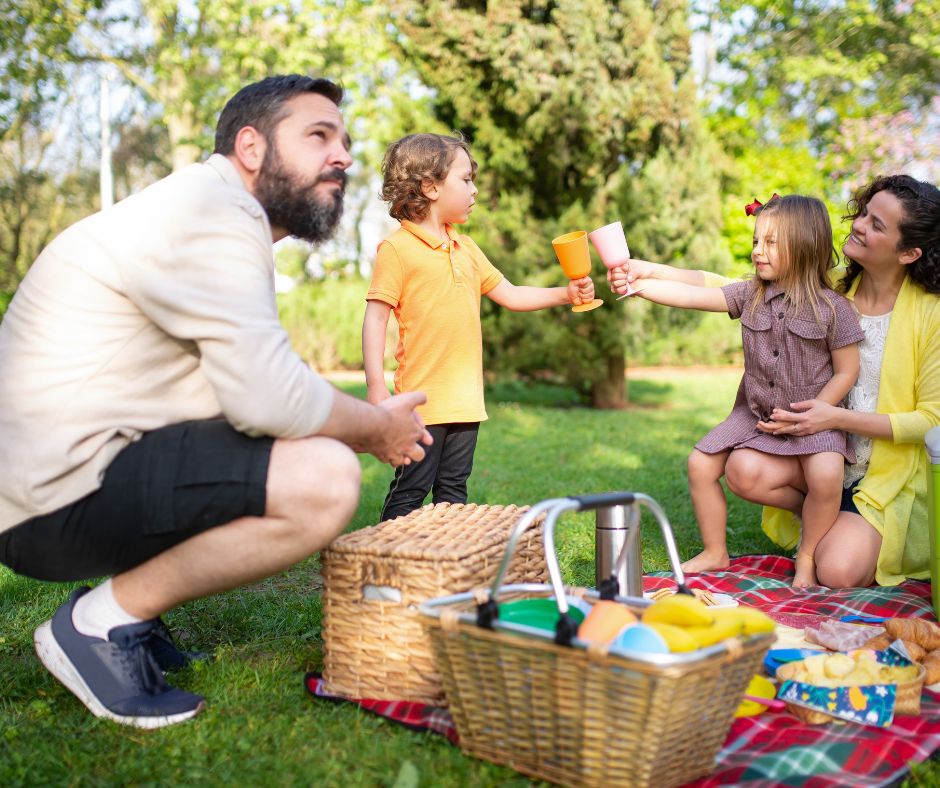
[0, 155, 334, 533]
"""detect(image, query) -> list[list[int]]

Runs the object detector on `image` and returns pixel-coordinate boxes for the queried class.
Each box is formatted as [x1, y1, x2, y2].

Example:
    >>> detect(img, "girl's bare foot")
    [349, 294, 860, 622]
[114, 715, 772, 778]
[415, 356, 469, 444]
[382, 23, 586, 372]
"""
[680, 550, 730, 574]
[792, 551, 817, 588]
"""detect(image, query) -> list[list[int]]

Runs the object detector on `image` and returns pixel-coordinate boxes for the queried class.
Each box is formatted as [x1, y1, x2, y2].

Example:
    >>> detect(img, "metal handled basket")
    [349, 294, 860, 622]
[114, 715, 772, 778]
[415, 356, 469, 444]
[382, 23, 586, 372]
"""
[419, 493, 774, 788]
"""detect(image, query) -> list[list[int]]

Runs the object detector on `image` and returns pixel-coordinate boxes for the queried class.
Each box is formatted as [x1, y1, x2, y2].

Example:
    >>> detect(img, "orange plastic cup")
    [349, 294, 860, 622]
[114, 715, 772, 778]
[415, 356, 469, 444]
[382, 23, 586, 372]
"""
[552, 230, 592, 279]
[551, 230, 604, 313]
[577, 600, 637, 644]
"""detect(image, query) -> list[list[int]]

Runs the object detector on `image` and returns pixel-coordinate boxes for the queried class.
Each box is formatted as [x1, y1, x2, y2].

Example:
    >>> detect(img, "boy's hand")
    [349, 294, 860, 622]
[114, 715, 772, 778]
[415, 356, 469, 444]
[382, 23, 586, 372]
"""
[367, 383, 392, 405]
[567, 276, 594, 306]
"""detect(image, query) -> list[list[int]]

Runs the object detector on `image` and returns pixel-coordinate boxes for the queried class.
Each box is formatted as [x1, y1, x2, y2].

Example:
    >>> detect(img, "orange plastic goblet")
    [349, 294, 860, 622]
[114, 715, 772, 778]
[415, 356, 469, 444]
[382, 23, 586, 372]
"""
[551, 230, 603, 313]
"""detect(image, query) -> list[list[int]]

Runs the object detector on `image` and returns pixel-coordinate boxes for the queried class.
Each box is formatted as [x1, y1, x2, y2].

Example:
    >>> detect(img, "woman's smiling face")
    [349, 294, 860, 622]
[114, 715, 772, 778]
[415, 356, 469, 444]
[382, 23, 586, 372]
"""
[843, 190, 908, 270]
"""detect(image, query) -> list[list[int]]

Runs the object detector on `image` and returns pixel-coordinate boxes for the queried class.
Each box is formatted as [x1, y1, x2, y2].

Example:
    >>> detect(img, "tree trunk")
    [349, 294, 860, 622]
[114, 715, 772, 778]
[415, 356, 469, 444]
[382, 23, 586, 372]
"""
[590, 351, 627, 409]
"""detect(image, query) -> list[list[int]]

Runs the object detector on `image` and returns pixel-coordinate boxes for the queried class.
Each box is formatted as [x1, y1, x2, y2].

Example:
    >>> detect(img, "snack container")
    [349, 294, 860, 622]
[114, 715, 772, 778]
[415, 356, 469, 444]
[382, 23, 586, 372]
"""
[776, 653, 927, 725]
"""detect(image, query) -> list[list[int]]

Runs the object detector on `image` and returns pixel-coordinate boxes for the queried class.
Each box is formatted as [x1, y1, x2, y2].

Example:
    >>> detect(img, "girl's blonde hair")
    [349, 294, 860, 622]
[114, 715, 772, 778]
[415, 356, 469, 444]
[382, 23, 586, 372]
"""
[749, 195, 837, 324]
[381, 133, 477, 222]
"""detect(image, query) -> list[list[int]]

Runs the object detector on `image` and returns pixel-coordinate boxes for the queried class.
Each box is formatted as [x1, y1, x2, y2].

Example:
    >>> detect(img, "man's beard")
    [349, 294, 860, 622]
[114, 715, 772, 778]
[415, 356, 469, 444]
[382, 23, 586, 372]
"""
[253, 143, 347, 243]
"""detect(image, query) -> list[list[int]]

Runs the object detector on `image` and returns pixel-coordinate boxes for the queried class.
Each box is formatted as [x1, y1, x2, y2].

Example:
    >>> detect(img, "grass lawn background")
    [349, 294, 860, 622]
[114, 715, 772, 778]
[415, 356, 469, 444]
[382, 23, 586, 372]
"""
[1, 371, 936, 786]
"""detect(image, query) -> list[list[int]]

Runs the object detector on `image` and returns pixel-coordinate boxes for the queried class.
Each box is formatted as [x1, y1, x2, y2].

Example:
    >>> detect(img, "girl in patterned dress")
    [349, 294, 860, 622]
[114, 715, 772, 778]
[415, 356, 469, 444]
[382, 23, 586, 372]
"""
[612, 195, 864, 587]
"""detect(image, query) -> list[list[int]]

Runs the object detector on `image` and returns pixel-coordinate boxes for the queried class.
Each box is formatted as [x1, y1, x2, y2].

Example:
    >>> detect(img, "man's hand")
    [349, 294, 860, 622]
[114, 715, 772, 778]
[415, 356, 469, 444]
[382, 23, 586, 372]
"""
[567, 276, 595, 306]
[372, 392, 433, 466]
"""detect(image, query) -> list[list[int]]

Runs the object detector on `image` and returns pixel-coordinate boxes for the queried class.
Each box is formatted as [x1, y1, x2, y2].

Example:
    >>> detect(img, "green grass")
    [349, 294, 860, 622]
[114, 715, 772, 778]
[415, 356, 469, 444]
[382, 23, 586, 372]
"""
[1, 372, 936, 786]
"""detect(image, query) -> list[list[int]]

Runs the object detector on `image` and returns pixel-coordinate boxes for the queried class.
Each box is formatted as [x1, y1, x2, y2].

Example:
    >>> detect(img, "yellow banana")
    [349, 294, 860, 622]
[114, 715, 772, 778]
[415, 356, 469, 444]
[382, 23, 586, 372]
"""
[642, 593, 714, 627]
[645, 622, 700, 652]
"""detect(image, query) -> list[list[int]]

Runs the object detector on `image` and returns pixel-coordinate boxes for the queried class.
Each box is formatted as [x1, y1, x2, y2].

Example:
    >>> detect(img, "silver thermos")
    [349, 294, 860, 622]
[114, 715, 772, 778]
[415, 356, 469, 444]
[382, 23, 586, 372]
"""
[595, 502, 643, 597]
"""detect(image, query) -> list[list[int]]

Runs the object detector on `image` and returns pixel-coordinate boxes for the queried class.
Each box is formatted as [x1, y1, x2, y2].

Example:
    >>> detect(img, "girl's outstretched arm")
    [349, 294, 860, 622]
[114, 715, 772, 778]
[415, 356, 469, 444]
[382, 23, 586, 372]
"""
[632, 279, 728, 312]
[608, 259, 707, 295]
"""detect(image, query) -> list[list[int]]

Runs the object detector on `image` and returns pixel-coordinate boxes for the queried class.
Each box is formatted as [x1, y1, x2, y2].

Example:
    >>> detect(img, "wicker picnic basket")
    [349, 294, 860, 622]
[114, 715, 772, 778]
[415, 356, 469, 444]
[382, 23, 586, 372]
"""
[420, 493, 774, 788]
[321, 502, 548, 704]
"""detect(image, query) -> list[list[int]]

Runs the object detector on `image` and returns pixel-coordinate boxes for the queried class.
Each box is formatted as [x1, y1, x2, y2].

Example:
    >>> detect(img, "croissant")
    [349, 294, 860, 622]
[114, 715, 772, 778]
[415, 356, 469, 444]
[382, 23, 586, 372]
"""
[900, 640, 927, 663]
[884, 618, 940, 651]
[923, 649, 940, 685]
[863, 633, 892, 651]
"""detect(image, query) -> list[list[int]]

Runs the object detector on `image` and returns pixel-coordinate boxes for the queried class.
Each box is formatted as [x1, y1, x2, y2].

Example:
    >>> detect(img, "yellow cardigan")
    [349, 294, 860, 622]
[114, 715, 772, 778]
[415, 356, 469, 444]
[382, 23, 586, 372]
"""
[750, 274, 940, 585]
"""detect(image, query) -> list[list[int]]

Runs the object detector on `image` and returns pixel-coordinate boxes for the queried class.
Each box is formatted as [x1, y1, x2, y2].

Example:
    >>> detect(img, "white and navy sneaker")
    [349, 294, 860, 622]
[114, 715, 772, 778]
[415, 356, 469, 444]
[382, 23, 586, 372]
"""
[34, 588, 205, 729]
[147, 617, 211, 672]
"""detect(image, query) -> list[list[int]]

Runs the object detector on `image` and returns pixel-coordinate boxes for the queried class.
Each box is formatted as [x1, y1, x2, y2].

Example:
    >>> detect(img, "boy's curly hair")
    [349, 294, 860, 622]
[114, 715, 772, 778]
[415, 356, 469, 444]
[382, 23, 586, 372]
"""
[381, 133, 477, 222]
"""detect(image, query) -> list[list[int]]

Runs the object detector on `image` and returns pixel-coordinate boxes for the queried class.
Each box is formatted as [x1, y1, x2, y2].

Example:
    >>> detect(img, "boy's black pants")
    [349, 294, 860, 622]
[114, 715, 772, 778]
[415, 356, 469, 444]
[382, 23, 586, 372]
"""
[380, 422, 479, 521]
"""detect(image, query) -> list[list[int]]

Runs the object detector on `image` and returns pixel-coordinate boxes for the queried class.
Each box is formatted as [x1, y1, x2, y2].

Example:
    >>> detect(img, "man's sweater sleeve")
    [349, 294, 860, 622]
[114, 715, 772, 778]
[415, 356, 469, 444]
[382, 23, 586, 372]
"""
[122, 185, 334, 439]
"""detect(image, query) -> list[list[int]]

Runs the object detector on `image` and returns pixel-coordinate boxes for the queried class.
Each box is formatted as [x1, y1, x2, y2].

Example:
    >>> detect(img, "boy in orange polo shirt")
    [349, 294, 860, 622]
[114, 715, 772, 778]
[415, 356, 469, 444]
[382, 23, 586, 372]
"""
[363, 133, 595, 520]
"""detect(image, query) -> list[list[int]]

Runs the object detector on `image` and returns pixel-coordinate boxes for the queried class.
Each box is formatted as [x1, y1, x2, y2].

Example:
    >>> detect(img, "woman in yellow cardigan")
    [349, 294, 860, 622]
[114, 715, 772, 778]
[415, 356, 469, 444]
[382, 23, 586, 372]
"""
[611, 174, 940, 587]
[742, 175, 940, 587]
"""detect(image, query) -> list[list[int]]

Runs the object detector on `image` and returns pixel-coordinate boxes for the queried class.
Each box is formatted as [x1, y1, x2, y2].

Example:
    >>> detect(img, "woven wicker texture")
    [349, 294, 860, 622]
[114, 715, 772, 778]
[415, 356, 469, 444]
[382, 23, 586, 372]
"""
[321, 503, 548, 704]
[776, 661, 927, 723]
[424, 590, 771, 788]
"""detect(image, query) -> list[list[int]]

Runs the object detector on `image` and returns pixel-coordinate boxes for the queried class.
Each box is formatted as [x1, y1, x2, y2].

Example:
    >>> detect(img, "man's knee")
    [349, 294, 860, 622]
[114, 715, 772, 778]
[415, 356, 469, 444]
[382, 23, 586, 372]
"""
[268, 437, 361, 529]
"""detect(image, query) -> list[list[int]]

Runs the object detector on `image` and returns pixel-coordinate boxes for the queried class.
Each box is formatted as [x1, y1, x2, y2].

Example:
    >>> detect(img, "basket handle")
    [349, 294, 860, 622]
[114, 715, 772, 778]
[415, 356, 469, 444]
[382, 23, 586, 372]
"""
[479, 493, 692, 639]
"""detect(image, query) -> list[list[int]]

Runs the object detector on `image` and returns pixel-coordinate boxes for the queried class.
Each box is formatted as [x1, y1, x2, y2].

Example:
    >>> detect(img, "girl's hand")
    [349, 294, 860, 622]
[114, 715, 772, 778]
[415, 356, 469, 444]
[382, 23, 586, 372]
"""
[567, 276, 595, 305]
[607, 259, 656, 294]
[755, 399, 842, 437]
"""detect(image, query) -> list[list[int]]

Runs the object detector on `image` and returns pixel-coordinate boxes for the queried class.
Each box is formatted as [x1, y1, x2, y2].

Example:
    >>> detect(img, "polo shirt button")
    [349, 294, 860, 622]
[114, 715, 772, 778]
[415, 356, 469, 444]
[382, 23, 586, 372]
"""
[441, 243, 449, 251]
[777, 312, 784, 319]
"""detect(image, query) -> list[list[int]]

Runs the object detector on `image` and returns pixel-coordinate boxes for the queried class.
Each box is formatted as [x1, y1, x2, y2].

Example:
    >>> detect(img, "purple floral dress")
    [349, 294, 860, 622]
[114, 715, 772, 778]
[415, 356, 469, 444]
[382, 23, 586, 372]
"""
[696, 280, 865, 461]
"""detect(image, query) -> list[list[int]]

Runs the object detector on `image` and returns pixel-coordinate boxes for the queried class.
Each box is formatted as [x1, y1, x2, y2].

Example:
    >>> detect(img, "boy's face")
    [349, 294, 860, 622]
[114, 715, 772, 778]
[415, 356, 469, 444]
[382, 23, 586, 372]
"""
[427, 149, 477, 225]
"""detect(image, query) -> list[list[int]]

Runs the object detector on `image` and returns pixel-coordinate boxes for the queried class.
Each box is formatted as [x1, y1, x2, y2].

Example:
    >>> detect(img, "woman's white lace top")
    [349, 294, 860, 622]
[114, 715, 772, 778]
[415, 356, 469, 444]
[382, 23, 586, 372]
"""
[844, 310, 892, 488]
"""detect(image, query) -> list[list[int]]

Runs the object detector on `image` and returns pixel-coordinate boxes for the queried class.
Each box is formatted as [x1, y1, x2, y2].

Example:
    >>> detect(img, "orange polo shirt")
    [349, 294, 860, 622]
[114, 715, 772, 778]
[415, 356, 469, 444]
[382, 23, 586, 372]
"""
[366, 220, 504, 425]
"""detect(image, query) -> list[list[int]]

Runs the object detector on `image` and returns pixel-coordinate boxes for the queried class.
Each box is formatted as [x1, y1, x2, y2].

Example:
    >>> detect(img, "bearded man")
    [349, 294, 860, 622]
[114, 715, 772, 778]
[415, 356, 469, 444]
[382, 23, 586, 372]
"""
[0, 75, 431, 728]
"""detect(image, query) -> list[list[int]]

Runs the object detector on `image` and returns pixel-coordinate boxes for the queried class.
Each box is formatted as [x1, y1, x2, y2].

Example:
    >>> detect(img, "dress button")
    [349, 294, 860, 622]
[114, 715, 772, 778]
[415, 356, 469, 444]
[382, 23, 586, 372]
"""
[769, 381, 775, 388]
[777, 312, 784, 319]
[772, 350, 779, 357]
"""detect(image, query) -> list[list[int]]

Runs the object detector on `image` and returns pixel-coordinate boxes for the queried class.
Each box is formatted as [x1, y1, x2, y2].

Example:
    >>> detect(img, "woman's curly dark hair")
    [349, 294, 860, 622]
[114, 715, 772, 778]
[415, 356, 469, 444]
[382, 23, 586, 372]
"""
[839, 174, 940, 295]
[380, 133, 477, 222]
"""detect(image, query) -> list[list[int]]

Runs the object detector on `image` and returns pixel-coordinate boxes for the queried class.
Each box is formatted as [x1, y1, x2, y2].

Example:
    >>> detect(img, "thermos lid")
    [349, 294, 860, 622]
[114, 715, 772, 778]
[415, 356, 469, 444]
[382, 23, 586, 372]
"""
[927, 425, 940, 463]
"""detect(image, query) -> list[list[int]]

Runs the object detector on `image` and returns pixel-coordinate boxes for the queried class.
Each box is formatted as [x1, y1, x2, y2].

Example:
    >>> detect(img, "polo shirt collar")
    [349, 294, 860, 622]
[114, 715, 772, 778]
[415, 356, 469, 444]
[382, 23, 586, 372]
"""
[761, 280, 785, 303]
[401, 220, 460, 250]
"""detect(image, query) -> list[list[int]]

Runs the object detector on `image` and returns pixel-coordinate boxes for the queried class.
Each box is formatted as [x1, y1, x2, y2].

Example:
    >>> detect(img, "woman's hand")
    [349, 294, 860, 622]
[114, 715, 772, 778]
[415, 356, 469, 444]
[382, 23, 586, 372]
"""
[756, 399, 844, 436]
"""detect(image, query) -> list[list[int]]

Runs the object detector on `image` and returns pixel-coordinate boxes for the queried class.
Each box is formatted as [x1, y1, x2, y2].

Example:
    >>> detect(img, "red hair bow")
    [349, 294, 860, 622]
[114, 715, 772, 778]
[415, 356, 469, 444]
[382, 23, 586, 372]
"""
[745, 193, 781, 216]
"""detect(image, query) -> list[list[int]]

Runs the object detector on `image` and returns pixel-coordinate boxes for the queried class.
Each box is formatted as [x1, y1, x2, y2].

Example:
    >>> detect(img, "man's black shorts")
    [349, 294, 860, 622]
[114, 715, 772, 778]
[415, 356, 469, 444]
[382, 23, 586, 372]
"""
[0, 419, 273, 582]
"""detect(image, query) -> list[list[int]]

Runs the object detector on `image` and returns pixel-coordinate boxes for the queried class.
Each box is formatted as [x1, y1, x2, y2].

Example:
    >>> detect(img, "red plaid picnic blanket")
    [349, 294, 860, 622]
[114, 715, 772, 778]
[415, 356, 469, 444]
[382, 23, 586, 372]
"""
[305, 555, 940, 787]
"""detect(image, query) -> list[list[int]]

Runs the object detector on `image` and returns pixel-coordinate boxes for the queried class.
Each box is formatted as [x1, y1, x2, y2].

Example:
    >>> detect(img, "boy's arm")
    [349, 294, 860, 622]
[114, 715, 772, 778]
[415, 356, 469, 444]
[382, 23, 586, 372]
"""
[485, 276, 594, 311]
[363, 299, 393, 404]
[609, 259, 708, 295]
[814, 343, 860, 406]
[632, 279, 728, 312]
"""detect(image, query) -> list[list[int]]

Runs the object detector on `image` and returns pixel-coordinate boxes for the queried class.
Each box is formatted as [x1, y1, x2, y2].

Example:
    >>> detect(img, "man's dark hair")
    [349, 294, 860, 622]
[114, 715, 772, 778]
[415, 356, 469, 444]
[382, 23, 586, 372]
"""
[214, 75, 344, 155]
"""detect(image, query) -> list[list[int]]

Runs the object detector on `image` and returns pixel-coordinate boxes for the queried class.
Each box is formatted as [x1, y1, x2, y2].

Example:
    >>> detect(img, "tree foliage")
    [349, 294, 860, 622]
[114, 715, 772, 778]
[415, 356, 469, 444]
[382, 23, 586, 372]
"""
[387, 0, 730, 406]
